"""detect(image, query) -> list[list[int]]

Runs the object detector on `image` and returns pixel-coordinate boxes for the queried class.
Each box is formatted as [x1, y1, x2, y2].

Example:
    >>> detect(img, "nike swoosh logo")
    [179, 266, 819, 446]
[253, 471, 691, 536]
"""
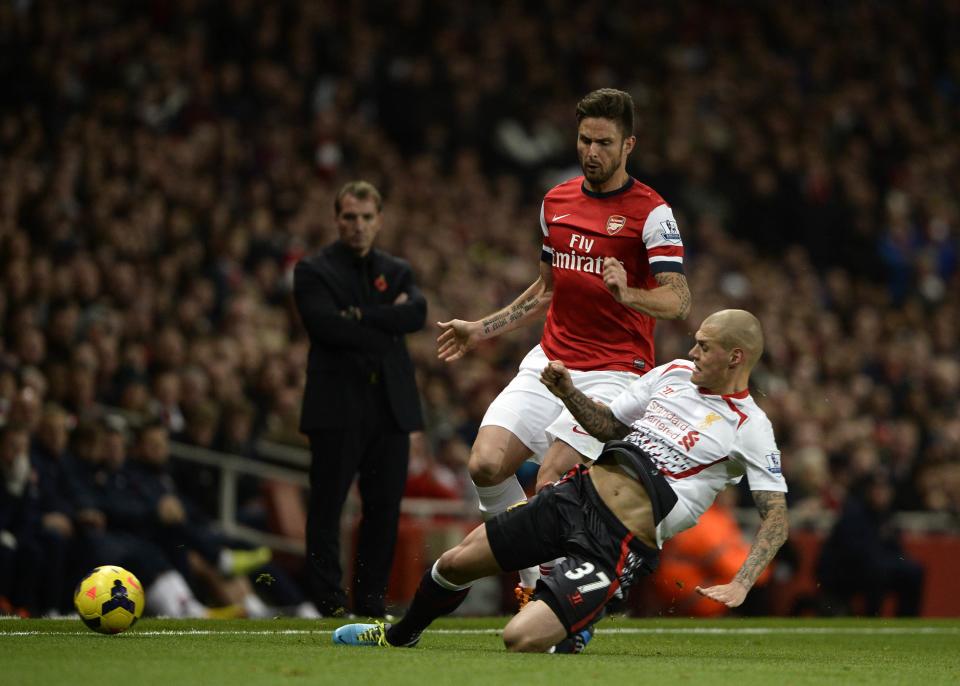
[552, 213, 572, 222]
[571, 425, 590, 436]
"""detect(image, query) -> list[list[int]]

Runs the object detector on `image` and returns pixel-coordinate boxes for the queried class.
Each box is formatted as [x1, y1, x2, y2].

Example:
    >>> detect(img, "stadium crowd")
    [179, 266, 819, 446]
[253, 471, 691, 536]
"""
[1, 0, 958, 617]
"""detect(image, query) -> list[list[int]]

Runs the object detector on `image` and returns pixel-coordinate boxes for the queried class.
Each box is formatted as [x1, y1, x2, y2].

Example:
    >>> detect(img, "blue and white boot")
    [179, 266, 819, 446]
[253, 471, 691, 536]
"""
[332, 621, 390, 647]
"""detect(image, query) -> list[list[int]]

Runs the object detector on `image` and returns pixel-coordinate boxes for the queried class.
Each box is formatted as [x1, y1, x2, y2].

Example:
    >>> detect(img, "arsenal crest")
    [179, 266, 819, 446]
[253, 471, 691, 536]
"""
[605, 215, 626, 235]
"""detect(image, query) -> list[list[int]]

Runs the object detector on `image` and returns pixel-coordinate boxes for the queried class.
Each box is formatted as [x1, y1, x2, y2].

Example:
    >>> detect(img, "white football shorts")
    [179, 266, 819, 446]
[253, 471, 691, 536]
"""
[479, 345, 639, 463]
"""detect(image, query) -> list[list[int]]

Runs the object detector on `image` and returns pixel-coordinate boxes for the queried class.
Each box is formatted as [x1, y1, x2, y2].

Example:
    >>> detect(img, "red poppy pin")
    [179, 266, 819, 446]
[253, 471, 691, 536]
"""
[374, 274, 388, 292]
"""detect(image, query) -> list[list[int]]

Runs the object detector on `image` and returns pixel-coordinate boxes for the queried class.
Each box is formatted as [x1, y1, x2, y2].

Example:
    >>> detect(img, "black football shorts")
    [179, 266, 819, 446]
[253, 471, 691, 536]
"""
[485, 465, 659, 634]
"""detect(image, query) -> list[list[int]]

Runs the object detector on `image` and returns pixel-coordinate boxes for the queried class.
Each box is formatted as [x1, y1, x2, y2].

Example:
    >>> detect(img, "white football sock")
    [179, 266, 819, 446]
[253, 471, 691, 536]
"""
[518, 567, 540, 589]
[540, 558, 564, 577]
[474, 476, 526, 519]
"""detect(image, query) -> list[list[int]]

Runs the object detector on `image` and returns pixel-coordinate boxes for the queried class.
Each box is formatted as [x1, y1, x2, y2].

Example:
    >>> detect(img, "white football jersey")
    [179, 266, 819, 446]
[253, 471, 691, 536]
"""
[608, 360, 787, 546]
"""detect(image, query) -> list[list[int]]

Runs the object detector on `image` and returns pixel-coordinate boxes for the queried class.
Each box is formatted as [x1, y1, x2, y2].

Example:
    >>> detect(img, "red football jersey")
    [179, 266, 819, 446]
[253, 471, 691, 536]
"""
[539, 176, 684, 373]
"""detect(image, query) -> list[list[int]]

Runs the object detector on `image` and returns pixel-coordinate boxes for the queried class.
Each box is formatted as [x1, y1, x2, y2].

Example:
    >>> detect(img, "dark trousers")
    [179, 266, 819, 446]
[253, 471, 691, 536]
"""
[864, 557, 925, 616]
[305, 389, 409, 616]
[37, 529, 70, 613]
[820, 555, 925, 617]
[0, 537, 41, 613]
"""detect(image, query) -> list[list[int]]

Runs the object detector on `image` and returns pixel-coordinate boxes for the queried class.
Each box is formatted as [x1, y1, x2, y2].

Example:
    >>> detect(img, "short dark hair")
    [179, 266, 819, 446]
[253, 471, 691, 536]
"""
[575, 89, 635, 138]
[134, 418, 167, 442]
[334, 180, 383, 215]
[70, 421, 101, 450]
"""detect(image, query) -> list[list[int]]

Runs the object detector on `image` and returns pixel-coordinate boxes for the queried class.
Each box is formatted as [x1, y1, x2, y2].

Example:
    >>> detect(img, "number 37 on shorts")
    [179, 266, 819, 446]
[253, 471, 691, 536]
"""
[564, 561, 611, 594]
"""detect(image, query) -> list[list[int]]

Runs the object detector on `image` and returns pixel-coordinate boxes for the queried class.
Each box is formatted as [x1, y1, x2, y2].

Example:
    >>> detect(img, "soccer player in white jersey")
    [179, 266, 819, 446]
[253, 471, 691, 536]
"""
[333, 309, 788, 652]
[437, 88, 691, 604]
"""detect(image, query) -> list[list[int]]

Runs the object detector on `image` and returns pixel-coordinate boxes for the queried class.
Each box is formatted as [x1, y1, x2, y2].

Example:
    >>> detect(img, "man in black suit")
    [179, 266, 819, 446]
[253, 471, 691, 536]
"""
[294, 180, 427, 617]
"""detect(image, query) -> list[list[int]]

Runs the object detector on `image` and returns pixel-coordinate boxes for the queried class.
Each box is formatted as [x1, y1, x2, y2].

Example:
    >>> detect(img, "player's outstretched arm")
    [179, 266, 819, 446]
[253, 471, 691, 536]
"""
[437, 262, 553, 363]
[602, 259, 691, 320]
[540, 361, 631, 442]
[695, 490, 788, 607]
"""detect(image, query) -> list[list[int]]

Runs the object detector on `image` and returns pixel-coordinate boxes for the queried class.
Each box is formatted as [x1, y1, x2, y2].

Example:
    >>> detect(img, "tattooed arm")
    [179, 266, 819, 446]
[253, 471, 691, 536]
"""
[695, 490, 789, 607]
[602, 259, 691, 320]
[437, 261, 553, 362]
[539, 361, 632, 441]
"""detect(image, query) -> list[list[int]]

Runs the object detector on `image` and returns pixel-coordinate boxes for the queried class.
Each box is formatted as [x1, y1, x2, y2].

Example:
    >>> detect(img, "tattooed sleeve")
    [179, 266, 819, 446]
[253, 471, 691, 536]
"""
[733, 491, 789, 588]
[560, 388, 631, 442]
[653, 271, 691, 320]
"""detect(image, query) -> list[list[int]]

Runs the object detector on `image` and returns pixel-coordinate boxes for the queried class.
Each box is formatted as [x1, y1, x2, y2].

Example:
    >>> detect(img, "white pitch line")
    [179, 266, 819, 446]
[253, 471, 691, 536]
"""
[597, 627, 960, 635]
[1, 627, 958, 637]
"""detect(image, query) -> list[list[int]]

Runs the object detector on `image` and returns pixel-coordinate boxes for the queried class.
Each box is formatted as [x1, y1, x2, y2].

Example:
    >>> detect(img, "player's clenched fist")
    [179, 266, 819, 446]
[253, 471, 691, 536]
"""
[602, 257, 628, 301]
[540, 361, 575, 399]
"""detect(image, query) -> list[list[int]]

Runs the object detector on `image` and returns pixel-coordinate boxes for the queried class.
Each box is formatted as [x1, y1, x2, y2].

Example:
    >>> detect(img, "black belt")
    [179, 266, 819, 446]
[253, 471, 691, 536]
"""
[595, 440, 679, 527]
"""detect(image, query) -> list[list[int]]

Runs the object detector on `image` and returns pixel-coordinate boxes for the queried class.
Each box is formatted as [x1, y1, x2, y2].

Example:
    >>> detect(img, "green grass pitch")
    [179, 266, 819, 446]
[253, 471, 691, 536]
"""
[3, 616, 958, 685]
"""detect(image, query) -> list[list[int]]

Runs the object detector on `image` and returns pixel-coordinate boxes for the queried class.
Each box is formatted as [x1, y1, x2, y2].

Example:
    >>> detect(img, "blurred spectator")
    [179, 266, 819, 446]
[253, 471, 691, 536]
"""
[125, 421, 318, 617]
[63, 416, 229, 618]
[173, 400, 221, 519]
[125, 423, 265, 576]
[817, 471, 925, 617]
[28, 403, 75, 613]
[0, 423, 42, 616]
[149, 369, 185, 434]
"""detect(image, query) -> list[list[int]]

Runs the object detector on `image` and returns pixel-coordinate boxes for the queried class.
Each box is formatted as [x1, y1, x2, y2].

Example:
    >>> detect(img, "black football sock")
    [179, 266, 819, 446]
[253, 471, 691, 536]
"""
[385, 564, 470, 647]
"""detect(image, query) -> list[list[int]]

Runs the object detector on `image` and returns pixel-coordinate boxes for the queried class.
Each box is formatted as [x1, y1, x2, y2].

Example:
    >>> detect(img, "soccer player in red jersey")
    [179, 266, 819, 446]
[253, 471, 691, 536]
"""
[437, 89, 691, 600]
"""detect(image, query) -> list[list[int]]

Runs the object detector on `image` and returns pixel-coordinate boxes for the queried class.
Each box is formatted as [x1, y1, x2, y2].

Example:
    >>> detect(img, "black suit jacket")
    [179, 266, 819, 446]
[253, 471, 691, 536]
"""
[294, 241, 426, 432]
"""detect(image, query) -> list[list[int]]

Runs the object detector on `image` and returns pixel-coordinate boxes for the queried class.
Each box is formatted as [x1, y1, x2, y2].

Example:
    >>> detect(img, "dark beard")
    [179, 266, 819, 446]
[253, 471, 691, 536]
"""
[581, 154, 622, 188]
